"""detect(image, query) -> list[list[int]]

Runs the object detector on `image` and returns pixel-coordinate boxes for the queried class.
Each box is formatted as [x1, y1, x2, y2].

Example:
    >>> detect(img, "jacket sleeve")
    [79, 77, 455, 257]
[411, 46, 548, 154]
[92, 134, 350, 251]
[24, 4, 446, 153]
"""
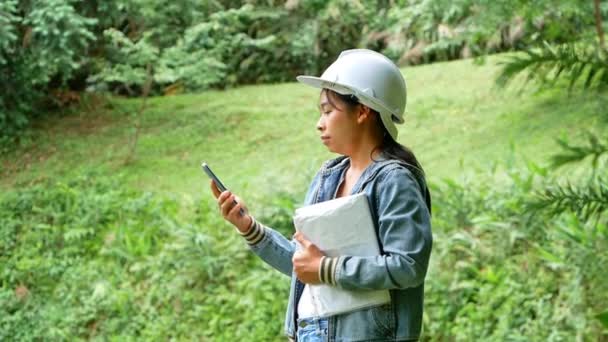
[319, 167, 433, 290]
[238, 172, 322, 277]
[239, 218, 295, 277]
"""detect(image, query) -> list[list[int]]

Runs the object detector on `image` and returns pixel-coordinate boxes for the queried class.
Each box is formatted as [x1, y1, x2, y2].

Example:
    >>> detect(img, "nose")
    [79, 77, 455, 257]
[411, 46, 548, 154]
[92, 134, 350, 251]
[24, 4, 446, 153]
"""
[316, 116, 324, 132]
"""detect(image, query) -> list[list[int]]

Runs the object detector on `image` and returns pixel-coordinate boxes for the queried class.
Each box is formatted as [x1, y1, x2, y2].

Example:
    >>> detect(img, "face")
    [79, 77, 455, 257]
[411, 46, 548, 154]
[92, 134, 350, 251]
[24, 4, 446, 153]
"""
[316, 91, 360, 155]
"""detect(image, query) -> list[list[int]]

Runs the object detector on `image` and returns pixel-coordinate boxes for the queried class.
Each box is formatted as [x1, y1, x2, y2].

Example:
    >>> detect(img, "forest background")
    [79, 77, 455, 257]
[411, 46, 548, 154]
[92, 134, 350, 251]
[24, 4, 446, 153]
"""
[1, 0, 608, 340]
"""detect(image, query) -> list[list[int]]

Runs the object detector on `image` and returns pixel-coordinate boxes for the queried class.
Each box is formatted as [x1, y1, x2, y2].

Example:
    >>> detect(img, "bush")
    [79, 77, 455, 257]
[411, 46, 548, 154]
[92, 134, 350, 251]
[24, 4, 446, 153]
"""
[3, 0, 603, 154]
[0, 174, 176, 339]
[0, 173, 293, 340]
[425, 141, 608, 339]
[0, 0, 96, 151]
[2, 141, 607, 339]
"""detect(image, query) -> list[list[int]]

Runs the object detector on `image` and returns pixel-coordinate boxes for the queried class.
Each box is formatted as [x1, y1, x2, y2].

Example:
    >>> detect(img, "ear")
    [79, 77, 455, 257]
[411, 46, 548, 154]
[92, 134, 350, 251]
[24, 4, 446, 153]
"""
[356, 105, 372, 124]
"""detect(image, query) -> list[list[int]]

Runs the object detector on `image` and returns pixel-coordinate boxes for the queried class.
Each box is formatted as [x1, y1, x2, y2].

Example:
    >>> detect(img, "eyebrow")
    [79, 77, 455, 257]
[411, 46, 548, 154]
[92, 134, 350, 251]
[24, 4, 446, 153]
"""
[319, 101, 330, 108]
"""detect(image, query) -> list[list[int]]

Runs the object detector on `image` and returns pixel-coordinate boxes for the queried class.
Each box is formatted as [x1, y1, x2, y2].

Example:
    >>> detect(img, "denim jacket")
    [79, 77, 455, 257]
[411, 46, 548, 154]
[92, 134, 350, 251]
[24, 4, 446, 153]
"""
[246, 156, 432, 341]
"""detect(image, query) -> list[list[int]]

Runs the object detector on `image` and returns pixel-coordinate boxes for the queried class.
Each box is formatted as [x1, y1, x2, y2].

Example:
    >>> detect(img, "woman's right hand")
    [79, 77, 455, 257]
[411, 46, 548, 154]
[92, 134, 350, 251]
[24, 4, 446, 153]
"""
[210, 180, 253, 233]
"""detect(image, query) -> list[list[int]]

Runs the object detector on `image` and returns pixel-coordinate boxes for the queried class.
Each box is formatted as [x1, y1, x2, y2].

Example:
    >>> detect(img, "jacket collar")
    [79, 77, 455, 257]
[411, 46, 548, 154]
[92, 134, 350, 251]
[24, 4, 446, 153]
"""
[319, 155, 405, 195]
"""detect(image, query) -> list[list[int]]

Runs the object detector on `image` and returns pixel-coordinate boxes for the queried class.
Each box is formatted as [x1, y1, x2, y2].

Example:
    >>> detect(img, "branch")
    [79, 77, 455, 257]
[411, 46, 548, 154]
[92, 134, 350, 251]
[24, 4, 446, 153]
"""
[124, 63, 153, 165]
[594, 0, 605, 51]
[496, 41, 608, 91]
[529, 177, 608, 221]
[551, 132, 608, 169]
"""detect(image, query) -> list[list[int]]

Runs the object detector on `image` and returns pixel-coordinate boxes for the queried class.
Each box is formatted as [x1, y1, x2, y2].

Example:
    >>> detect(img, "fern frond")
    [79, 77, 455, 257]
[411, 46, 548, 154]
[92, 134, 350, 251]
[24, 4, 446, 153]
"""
[529, 177, 608, 220]
[551, 132, 608, 169]
[496, 41, 608, 91]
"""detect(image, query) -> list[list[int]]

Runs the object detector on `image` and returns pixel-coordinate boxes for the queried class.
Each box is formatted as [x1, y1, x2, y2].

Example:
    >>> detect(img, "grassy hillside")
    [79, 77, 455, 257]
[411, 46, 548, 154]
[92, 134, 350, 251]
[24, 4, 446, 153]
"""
[2, 54, 606, 204]
[1, 54, 607, 340]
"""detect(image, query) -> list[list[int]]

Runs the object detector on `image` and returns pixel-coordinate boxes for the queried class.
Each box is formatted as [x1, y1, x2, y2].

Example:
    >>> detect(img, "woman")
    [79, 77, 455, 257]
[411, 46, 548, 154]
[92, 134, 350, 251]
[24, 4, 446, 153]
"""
[211, 49, 432, 342]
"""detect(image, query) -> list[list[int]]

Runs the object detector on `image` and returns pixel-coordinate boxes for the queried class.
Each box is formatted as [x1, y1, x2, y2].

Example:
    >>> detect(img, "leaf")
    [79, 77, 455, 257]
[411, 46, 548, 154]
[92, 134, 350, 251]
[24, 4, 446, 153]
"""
[536, 245, 563, 265]
[496, 41, 608, 92]
[597, 310, 608, 328]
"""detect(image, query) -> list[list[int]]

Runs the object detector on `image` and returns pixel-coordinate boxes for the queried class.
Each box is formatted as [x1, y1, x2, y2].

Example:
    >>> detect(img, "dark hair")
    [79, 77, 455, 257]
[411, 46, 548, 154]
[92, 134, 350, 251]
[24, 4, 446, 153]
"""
[323, 89, 432, 213]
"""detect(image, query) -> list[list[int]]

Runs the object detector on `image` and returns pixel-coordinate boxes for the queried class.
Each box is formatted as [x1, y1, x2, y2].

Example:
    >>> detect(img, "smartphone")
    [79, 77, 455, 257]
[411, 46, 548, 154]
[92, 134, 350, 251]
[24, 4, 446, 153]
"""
[201, 162, 245, 216]
[202, 162, 227, 192]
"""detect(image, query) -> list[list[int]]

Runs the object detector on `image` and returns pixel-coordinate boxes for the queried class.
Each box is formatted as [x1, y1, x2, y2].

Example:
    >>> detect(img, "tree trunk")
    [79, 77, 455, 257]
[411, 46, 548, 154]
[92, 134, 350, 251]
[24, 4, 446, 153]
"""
[594, 0, 605, 50]
[124, 63, 153, 165]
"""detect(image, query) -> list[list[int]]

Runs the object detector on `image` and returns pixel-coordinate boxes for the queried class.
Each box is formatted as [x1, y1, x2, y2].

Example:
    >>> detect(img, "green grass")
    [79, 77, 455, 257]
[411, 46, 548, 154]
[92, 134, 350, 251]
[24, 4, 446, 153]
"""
[2, 53, 607, 208]
[2, 53, 607, 340]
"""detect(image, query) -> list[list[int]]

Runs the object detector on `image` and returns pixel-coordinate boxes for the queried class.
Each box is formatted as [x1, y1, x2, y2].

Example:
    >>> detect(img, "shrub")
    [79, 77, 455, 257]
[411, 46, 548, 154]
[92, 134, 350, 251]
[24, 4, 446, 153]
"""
[0, 0, 96, 151]
[424, 134, 608, 340]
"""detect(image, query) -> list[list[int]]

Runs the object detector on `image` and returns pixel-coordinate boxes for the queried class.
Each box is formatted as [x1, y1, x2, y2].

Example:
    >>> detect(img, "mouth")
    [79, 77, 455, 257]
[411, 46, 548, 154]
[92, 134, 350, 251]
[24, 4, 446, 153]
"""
[320, 136, 330, 143]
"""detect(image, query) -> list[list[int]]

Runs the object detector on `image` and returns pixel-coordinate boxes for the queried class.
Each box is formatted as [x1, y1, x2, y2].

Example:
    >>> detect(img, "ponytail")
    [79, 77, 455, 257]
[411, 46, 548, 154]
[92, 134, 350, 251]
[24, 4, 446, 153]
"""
[324, 89, 431, 214]
[374, 131, 432, 215]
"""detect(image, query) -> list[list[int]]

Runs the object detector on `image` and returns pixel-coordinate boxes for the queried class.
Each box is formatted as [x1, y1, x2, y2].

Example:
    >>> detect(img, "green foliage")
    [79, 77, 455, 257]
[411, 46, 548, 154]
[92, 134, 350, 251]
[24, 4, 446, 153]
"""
[23, 0, 97, 85]
[598, 310, 608, 328]
[161, 5, 283, 89]
[2, 0, 605, 152]
[0, 173, 292, 340]
[0, 0, 33, 147]
[497, 41, 608, 91]
[0, 174, 182, 339]
[126, 0, 213, 49]
[531, 178, 608, 221]
[1, 13, 608, 338]
[0, 0, 20, 65]
[426, 148, 608, 339]
[365, 0, 599, 65]
[88, 4, 322, 93]
[256, 190, 301, 237]
[87, 28, 159, 95]
[530, 133, 608, 221]
[0, 0, 96, 150]
[551, 132, 608, 169]
[3, 135, 607, 340]
[154, 35, 227, 91]
[313, 0, 368, 71]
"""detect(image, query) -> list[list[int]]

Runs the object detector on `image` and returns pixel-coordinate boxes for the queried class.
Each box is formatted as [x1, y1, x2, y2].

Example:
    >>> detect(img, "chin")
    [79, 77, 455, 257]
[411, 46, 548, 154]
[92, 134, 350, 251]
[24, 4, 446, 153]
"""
[326, 146, 344, 155]
[322, 141, 344, 154]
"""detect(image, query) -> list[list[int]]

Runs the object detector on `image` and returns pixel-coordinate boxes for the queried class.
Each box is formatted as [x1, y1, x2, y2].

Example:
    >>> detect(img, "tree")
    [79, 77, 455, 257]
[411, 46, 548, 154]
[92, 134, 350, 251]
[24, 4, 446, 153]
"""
[0, 0, 96, 150]
[594, 0, 605, 50]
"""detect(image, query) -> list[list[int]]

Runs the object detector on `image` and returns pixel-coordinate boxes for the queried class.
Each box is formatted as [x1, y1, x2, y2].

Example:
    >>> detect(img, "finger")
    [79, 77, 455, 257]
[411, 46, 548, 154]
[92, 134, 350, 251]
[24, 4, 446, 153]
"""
[220, 194, 236, 216]
[294, 232, 312, 248]
[292, 251, 301, 265]
[210, 180, 221, 198]
[233, 195, 247, 212]
[217, 190, 231, 205]
[228, 201, 243, 218]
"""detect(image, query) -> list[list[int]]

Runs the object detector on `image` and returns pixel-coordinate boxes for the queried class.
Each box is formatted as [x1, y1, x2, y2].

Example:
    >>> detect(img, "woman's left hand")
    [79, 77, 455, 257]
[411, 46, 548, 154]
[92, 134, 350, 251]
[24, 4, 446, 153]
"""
[292, 232, 324, 284]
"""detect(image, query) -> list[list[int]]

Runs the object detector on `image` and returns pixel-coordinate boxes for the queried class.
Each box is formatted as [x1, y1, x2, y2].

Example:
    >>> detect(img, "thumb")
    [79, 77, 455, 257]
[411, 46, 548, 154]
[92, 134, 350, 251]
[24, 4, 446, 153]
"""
[294, 231, 313, 249]
[210, 180, 221, 198]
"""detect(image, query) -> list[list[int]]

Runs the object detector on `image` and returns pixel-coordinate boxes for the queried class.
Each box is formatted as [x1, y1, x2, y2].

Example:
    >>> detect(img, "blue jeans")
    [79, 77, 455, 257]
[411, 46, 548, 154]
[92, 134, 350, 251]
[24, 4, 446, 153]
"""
[296, 317, 328, 342]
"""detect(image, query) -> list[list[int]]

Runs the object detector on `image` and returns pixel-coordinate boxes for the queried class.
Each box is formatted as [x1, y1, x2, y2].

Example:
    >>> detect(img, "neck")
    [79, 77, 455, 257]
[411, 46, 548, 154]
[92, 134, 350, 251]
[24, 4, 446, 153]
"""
[347, 134, 383, 172]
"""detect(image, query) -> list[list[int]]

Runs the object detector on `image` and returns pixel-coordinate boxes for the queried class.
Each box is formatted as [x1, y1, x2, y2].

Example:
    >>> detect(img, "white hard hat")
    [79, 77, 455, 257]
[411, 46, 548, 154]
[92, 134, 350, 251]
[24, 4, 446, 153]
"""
[297, 49, 407, 140]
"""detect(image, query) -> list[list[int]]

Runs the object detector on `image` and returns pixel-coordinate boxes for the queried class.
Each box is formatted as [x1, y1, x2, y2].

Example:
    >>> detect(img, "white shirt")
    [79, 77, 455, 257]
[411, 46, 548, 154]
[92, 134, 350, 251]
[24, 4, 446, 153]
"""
[297, 285, 318, 319]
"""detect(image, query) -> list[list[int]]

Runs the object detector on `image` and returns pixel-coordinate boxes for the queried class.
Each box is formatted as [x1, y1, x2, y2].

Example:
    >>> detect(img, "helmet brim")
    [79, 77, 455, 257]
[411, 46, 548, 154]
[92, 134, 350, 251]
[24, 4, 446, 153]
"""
[297, 75, 401, 140]
[297, 76, 404, 122]
[296, 76, 354, 96]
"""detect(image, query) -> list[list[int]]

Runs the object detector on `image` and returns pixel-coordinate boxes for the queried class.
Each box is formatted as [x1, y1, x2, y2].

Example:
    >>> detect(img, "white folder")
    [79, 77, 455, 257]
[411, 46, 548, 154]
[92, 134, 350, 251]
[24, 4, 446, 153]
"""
[293, 192, 390, 317]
